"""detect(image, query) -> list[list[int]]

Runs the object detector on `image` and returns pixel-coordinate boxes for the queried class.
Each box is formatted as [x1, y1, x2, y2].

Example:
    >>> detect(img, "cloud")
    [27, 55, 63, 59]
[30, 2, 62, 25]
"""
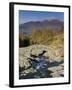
[47, 16, 58, 21]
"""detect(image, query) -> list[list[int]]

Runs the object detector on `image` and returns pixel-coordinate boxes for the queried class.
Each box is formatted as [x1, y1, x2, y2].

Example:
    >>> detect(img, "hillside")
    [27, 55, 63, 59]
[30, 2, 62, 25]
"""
[19, 22, 64, 79]
[19, 19, 63, 34]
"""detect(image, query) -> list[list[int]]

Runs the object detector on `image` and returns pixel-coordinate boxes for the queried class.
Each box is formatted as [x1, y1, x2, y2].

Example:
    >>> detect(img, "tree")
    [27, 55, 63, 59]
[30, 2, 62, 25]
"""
[19, 33, 30, 47]
[30, 28, 54, 45]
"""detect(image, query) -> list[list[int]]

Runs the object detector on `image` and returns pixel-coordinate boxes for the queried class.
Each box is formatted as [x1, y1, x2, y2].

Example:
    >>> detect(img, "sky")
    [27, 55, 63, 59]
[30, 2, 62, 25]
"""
[19, 10, 64, 24]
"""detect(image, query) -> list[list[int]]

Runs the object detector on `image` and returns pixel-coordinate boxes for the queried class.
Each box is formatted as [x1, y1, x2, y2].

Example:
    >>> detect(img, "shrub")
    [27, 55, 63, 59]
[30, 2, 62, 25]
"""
[19, 33, 30, 47]
[30, 28, 54, 45]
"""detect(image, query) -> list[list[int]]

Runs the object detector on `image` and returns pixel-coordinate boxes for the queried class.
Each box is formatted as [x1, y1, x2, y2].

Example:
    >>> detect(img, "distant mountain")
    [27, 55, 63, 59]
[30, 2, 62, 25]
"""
[19, 19, 64, 35]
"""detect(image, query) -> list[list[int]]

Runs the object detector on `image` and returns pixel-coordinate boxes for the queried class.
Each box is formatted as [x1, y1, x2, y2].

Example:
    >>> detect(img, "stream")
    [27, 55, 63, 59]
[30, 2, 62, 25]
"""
[19, 56, 52, 79]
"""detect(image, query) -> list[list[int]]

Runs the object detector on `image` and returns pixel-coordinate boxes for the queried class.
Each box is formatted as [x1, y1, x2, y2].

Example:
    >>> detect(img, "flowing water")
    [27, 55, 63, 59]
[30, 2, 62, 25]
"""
[19, 56, 52, 79]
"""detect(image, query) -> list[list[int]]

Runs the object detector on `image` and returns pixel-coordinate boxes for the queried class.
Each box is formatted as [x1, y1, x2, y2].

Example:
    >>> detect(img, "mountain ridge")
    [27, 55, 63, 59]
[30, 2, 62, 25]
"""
[19, 19, 64, 34]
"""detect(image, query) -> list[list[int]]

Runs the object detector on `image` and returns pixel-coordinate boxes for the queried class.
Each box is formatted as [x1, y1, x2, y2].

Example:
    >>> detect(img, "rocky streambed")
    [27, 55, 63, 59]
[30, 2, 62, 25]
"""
[19, 45, 64, 79]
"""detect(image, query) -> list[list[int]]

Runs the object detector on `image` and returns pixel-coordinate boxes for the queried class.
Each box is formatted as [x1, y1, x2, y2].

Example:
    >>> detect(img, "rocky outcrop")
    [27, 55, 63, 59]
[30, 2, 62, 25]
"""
[19, 45, 64, 78]
[48, 63, 64, 77]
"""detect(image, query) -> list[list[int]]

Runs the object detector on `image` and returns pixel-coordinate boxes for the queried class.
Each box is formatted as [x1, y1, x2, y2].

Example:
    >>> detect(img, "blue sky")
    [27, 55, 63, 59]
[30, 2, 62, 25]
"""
[19, 10, 64, 24]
